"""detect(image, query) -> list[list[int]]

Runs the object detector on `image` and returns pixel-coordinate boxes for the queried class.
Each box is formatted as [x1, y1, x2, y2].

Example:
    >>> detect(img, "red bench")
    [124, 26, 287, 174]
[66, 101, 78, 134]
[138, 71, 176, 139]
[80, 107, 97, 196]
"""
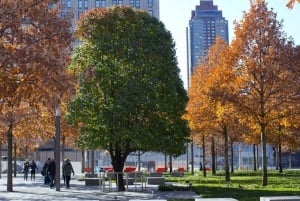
[177, 167, 185, 172]
[156, 167, 167, 173]
[123, 166, 136, 172]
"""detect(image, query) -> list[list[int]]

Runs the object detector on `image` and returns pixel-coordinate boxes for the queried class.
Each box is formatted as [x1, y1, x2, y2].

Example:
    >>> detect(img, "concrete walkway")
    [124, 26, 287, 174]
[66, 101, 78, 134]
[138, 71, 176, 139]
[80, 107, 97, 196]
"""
[0, 174, 199, 201]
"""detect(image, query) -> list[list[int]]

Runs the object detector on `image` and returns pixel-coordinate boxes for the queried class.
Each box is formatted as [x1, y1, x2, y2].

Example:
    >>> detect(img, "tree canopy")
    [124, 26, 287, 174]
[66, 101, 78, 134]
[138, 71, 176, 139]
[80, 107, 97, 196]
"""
[185, 0, 300, 186]
[67, 6, 189, 191]
[286, 0, 300, 9]
[0, 0, 73, 191]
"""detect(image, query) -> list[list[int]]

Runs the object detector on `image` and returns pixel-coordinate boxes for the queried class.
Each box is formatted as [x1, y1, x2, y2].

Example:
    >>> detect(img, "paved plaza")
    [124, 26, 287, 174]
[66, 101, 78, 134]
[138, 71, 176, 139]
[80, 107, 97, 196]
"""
[0, 174, 199, 201]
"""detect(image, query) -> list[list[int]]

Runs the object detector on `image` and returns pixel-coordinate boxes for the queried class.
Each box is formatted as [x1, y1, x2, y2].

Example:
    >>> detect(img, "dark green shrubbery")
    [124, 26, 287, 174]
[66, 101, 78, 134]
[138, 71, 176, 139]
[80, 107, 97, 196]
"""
[158, 184, 192, 191]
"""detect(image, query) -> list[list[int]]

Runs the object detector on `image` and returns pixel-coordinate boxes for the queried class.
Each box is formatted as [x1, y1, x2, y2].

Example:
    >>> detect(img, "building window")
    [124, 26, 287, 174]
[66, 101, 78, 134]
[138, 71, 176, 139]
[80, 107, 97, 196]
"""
[60, 11, 68, 18]
[130, 0, 134, 6]
[148, 10, 153, 16]
[135, 0, 140, 8]
[101, 0, 106, 7]
[118, 0, 123, 5]
[95, 0, 100, 7]
[112, 0, 117, 5]
[67, 0, 71, 8]
[148, 0, 153, 8]
[84, 0, 88, 9]
[78, 0, 83, 9]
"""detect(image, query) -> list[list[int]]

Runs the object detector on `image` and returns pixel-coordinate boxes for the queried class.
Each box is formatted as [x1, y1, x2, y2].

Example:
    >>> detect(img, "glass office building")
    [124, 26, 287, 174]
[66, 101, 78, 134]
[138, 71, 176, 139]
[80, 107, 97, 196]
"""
[189, 0, 228, 72]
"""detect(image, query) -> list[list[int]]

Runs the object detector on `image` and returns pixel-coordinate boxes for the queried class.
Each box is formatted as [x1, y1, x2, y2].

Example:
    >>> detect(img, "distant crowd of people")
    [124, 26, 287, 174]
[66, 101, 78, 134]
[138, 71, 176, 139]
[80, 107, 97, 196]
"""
[23, 157, 74, 189]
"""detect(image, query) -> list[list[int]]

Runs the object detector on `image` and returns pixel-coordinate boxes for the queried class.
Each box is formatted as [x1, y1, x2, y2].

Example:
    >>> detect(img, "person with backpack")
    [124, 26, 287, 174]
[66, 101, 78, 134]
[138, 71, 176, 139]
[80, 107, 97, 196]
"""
[62, 159, 74, 189]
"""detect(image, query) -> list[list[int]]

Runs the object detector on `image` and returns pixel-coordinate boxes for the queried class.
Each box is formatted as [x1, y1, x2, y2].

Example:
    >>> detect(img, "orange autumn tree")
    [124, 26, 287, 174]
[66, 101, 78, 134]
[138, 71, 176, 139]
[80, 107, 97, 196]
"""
[286, 0, 300, 8]
[186, 38, 240, 181]
[228, 1, 299, 186]
[0, 0, 73, 191]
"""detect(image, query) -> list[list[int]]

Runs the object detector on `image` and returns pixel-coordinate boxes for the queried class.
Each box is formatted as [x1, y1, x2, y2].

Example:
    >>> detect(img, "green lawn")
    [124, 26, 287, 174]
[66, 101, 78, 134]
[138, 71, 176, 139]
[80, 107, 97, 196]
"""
[165, 170, 300, 201]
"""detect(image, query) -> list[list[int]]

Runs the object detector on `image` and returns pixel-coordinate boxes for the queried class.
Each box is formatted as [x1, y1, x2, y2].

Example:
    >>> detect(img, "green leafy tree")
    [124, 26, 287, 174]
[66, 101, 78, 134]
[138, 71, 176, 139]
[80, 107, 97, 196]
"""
[67, 6, 189, 191]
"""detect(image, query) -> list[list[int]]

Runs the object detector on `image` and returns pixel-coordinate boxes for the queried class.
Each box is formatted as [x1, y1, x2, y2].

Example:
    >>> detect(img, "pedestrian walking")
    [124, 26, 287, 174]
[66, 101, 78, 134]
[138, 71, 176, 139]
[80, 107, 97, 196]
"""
[30, 160, 38, 180]
[23, 159, 30, 181]
[42, 158, 51, 185]
[47, 158, 56, 188]
[62, 159, 74, 189]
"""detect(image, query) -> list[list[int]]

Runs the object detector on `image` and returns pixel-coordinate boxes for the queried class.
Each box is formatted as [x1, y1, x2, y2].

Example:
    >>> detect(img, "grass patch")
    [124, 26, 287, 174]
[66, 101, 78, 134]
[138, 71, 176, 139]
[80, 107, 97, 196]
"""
[164, 170, 300, 201]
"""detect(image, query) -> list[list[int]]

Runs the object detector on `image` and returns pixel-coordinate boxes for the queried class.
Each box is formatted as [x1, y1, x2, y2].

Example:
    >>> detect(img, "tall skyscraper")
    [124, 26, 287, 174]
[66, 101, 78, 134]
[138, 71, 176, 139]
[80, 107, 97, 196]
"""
[189, 0, 228, 73]
[60, 0, 159, 30]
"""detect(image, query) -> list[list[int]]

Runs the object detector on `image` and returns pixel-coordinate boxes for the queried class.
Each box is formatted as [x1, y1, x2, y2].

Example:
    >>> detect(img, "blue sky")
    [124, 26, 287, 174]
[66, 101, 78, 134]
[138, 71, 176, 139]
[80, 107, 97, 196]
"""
[160, 0, 300, 88]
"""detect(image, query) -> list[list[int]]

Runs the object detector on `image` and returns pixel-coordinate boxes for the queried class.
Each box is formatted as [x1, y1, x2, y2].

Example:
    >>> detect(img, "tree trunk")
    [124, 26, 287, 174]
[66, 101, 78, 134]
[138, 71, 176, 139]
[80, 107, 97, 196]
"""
[164, 154, 167, 171]
[202, 135, 206, 177]
[86, 151, 91, 172]
[278, 141, 282, 173]
[211, 136, 216, 175]
[253, 144, 257, 171]
[275, 144, 279, 170]
[62, 135, 65, 165]
[186, 144, 189, 172]
[0, 142, 2, 179]
[191, 139, 194, 175]
[92, 150, 95, 174]
[110, 142, 128, 191]
[230, 140, 234, 174]
[289, 151, 292, 169]
[261, 123, 268, 186]
[81, 150, 85, 173]
[13, 142, 17, 177]
[223, 126, 230, 182]
[7, 122, 13, 192]
[256, 144, 259, 170]
[111, 156, 126, 191]
[137, 150, 141, 172]
[169, 155, 173, 173]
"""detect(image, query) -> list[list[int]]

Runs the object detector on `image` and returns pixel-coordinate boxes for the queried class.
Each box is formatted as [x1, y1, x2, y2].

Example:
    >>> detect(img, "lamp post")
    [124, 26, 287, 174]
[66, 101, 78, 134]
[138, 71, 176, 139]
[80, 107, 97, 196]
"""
[55, 107, 60, 191]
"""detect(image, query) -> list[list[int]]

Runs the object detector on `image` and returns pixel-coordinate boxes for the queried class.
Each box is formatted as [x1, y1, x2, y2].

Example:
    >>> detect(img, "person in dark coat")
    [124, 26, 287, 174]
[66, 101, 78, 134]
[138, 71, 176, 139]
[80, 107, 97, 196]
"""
[23, 159, 30, 181]
[62, 159, 66, 185]
[62, 159, 74, 189]
[42, 158, 51, 185]
[30, 160, 38, 180]
[47, 158, 56, 188]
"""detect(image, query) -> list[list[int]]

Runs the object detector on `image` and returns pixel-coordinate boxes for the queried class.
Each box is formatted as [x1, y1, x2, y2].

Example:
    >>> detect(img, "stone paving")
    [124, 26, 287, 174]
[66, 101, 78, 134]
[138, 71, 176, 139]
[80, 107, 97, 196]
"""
[0, 174, 199, 201]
